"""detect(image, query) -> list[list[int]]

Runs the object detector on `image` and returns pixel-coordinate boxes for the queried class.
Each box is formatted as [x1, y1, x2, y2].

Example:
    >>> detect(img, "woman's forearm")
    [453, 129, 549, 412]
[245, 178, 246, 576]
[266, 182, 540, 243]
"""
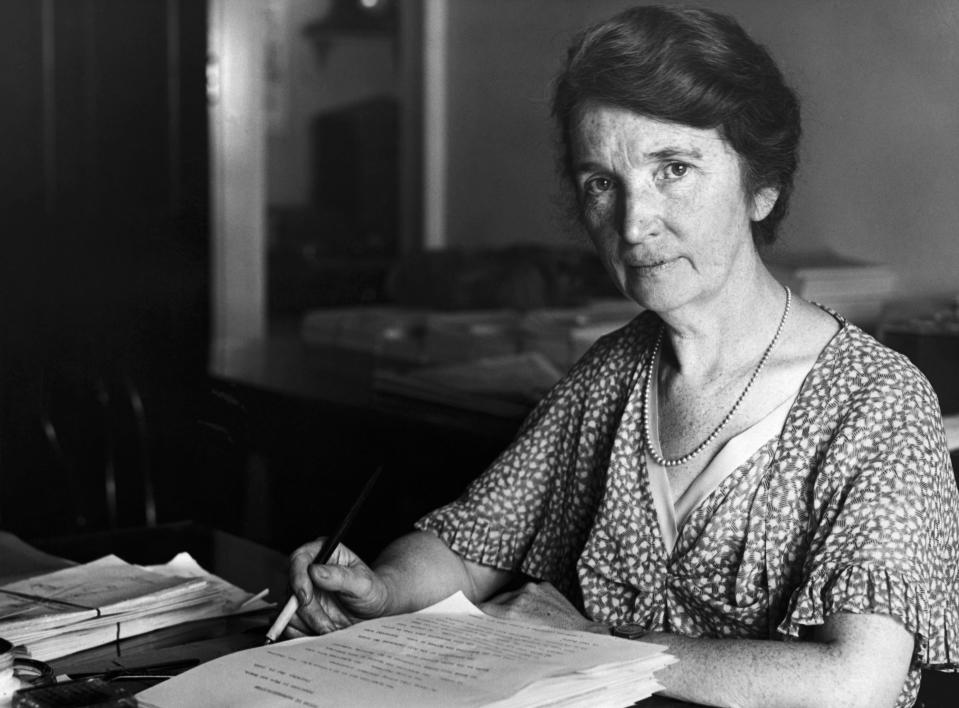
[371, 530, 513, 614]
[370, 536, 913, 707]
[645, 613, 912, 708]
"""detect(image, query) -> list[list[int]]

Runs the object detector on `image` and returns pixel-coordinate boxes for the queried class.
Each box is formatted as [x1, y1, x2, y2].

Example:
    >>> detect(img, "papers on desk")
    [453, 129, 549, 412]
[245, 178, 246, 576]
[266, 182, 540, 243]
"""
[375, 351, 564, 417]
[764, 249, 898, 326]
[0, 553, 272, 661]
[138, 592, 675, 708]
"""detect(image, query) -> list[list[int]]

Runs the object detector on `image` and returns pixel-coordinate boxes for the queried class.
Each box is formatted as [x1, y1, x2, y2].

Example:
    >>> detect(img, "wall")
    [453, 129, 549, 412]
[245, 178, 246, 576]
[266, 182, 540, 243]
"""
[266, 0, 397, 207]
[442, 0, 959, 299]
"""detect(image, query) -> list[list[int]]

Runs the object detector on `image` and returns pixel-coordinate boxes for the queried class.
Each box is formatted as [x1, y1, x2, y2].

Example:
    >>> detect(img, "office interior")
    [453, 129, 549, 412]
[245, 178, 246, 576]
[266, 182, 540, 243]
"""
[2, 0, 958, 580]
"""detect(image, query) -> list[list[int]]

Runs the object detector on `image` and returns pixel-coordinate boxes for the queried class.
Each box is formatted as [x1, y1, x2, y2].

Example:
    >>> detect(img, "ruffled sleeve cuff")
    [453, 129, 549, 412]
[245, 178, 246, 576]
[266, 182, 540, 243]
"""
[778, 563, 958, 670]
[415, 504, 531, 572]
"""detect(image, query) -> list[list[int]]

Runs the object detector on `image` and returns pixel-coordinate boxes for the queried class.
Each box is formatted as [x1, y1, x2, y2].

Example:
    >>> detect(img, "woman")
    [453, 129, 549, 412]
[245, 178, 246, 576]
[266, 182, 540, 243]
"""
[285, 7, 958, 706]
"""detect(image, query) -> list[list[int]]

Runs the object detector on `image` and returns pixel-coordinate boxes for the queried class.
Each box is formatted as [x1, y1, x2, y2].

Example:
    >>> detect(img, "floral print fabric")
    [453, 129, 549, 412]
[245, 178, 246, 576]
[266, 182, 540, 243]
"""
[416, 309, 959, 707]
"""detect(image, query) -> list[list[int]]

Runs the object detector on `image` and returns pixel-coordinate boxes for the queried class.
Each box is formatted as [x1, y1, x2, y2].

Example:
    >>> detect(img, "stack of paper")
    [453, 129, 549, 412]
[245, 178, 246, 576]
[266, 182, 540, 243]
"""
[298, 302, 643, 370]
[521, 299, 642, 371]
[374, 351, 563, 417]
[765, 249, 898, 326]
[0, 554, 272, 661]
[299, 306, 427, 361]
[138, 592, 675, 708]
[422, 310, 522, 364]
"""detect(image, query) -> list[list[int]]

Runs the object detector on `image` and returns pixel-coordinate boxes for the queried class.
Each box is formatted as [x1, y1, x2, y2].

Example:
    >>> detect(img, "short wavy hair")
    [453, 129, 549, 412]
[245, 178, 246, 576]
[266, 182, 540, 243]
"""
[552, 5, 801, 246]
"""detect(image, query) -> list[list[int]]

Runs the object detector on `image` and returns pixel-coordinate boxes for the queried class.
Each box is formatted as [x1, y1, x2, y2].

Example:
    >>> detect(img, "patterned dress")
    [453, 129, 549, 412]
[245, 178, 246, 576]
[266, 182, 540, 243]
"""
[416, 309, 959, 707]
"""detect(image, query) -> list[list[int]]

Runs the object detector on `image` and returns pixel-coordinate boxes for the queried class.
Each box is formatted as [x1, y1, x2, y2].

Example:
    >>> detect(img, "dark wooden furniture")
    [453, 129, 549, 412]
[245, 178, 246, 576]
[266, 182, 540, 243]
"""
[208, 333, 524, 556]
[0, 0, 210, 540]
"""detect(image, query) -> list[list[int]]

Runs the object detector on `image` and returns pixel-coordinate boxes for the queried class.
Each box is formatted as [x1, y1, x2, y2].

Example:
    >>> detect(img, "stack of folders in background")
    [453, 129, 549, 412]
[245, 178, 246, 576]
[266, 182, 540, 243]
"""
[304, 299, 644, 418]
[519, 299, 643, 371]
[0, 554, 272, 661]
[764, 249, 898, 327]
[366, 301, 642, 417]
[299, 299, 643, 370]
[299, 306, 428, 362]
[374, 351, 564, 418]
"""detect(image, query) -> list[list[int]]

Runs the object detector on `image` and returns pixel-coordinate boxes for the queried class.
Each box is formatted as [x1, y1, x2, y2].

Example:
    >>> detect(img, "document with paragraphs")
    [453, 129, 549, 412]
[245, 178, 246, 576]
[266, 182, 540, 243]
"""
[138, 592, 674, 708]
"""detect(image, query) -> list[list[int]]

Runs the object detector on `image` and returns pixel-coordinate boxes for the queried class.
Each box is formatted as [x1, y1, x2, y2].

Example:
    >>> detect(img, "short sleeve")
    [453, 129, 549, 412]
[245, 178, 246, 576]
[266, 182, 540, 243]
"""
[417, 386, 571, 556]
[416, 315, 653, 592]
[778, 364, 959, 670]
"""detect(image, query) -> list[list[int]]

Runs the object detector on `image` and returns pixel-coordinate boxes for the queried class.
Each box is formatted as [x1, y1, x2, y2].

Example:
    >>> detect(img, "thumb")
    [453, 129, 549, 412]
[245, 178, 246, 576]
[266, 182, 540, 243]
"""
[308, 562, 376, 601]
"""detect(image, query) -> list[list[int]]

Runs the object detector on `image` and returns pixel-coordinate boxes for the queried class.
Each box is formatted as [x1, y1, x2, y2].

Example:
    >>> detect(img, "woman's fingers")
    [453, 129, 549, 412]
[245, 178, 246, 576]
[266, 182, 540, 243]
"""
[283, 539, 391, 637]
[288, 538, 329, 605]
[281, 621, 309, 639]
[309, 562, 390, 617]
[283, 536, 411, 640]
[309, 562, 373, 598]
[286, 587, 351, 636]
[315, 591, 356, 630]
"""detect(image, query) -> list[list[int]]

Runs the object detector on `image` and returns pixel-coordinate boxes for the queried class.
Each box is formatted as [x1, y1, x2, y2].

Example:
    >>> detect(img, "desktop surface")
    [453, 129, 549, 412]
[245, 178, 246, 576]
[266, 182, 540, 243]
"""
[2, 524, 700, 706]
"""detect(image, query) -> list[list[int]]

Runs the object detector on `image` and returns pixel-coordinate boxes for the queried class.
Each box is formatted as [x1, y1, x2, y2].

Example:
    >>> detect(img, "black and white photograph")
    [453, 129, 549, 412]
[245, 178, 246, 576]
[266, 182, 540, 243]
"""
[2, 1, 958, 706]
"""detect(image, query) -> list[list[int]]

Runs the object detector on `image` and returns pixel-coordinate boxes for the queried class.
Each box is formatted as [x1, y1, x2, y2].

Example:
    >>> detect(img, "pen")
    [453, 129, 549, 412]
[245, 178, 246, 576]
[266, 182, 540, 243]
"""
[69, 658, 200, 681]
[237, 588, 269, 610]
[264, 464, 383, 644]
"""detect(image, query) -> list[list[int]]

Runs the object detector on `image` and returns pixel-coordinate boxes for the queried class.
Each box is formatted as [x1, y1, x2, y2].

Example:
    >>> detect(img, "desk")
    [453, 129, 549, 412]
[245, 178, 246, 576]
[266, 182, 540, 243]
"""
[213, 333, 531, 437]
[2, 525, 697, 707]
[208, 335, 524, 554]
[2, 524, 287, 681]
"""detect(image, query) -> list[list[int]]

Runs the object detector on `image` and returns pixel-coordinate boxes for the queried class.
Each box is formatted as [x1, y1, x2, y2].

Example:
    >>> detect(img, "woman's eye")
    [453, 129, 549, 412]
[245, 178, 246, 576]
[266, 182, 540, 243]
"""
[661, 162, 689, 180]
[583, 177, 613, 196]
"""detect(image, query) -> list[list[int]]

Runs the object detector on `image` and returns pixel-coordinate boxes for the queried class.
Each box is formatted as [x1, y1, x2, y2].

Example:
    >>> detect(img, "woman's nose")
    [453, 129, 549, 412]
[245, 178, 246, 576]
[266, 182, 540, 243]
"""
[617, 188, 661, 243]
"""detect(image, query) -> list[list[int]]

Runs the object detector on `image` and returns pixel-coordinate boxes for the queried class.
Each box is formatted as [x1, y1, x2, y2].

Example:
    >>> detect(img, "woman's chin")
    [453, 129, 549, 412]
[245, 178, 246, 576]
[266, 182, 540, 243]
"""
[622, 273, 692, 313]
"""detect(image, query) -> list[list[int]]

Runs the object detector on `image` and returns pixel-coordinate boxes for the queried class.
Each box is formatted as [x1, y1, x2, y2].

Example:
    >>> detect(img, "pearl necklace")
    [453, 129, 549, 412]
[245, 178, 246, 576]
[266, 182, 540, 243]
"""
[643, 285, 792, 468]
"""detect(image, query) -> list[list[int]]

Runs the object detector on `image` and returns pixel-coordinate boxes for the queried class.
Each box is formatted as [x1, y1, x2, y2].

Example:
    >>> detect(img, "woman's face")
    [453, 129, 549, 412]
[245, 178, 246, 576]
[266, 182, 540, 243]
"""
[570, 102, 775, 315]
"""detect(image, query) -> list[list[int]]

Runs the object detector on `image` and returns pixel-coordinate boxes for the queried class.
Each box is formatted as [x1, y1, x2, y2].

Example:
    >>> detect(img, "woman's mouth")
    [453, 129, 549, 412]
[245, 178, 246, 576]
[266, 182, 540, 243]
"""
[629, 258, 677, 274]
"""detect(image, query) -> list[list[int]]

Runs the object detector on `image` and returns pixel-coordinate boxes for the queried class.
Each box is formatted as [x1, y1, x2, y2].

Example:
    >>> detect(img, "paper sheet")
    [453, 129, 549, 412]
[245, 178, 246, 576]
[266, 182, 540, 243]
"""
[138, 592, 672, 708]
[145, 552, 273, 615]
[3, 552, 273, 661]
[0, 555, 207, 636]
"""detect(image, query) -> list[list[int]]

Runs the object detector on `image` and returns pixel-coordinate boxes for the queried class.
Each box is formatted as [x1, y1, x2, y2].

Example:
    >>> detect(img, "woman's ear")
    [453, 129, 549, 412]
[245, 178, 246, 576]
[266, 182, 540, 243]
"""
[750, 187, 780, 222]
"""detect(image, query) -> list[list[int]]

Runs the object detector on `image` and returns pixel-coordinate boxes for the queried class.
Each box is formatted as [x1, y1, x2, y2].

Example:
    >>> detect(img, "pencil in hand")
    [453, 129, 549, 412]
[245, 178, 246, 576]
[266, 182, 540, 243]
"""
[264, 464, 383, 644]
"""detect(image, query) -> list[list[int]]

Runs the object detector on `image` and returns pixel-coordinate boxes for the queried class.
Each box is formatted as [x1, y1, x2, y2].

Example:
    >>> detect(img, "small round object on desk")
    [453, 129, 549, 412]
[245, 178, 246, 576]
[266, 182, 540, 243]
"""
[13, 658, 55, 688]
[0, 638, 20, 705]
[610, 623, 650, 640]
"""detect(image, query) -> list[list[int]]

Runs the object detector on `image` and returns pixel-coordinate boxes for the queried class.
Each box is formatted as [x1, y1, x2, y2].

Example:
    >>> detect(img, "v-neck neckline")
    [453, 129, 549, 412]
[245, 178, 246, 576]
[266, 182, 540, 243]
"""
[645, 391, 796, 555]
[628, 305, 850, 559]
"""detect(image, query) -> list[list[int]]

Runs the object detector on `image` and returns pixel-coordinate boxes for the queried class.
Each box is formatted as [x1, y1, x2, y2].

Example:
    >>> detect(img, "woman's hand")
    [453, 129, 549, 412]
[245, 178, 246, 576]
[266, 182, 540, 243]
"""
[479, 581, 609, 634]
[283, 538, 391, 637]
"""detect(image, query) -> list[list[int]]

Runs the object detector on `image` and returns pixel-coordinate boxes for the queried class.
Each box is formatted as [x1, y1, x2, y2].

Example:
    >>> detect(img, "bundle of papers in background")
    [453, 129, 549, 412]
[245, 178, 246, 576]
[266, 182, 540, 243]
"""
[299, 298, 642, 371]
[139, 592, 675, 708]
[374, 352, 564, 417]
[302, 299, 642, 417]
[764, 249, 898, 327]
[0, 554, 272, 661]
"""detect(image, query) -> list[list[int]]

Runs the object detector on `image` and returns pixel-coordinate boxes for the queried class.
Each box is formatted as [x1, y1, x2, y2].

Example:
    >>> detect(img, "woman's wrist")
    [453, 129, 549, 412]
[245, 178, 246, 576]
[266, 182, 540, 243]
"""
[371, 565, 405, 616]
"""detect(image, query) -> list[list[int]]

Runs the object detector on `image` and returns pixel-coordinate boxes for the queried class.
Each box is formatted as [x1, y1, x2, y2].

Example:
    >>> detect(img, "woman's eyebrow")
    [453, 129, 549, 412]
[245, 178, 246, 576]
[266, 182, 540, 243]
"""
[646, 146, 704, 161]
[574, 147, 704, 173]
[573, 146, 704, 174]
